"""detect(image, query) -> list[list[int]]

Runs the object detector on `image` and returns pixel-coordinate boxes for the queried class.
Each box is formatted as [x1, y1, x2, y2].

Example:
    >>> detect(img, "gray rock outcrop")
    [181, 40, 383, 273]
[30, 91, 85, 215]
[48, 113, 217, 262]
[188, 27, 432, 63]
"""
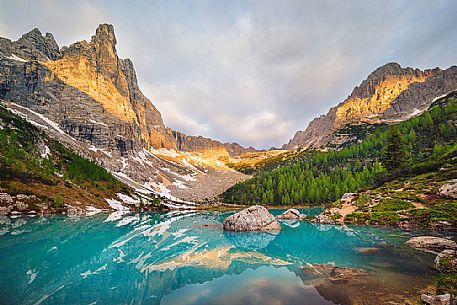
[439, 180, 457, 199]
[223, 205, 281, 231]
[420, 293, 452, 305]
[341, 193, 357, 204]
[276, 208, 306, 220]
[406, 236, 457, 254]
[435, 250, 457, 273]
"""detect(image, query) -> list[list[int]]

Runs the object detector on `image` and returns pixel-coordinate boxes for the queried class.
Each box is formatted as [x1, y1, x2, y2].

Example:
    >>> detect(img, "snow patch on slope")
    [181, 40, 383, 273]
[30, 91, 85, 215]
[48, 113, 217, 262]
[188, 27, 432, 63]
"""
[6, 54, 27, 62]
[10, 103, 65, 134]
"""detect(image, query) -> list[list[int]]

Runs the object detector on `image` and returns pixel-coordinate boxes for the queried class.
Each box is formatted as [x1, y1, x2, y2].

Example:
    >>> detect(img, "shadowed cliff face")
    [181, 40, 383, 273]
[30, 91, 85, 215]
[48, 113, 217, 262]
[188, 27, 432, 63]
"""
[283, 62, 457, 149]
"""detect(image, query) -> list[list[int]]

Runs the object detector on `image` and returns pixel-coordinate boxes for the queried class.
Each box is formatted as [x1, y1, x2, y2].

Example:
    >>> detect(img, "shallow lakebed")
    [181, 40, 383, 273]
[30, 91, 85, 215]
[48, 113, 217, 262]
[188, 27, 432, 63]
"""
[0, 208, 443, 304]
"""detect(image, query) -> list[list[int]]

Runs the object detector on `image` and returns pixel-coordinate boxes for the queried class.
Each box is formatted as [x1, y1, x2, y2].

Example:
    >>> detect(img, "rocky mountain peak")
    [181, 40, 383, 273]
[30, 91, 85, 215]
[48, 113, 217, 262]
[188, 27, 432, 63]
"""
[0, 27, 61, 61]
[19, 28, 61, 60]
[348, 62, 428, 100]
[283, 63, 457, 150]
[21, 28, 43, 39]
[91, 24, 117, 51]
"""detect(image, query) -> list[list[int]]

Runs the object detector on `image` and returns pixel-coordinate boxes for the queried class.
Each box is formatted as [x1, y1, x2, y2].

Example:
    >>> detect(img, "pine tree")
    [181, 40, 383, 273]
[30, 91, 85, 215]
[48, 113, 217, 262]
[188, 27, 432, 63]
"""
[382, 126, 409, 177]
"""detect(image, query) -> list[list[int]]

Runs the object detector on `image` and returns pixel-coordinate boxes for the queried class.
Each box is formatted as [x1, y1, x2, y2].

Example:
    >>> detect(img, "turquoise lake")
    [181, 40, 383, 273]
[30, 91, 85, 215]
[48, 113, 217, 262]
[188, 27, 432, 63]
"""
[0, 208, 440, 304]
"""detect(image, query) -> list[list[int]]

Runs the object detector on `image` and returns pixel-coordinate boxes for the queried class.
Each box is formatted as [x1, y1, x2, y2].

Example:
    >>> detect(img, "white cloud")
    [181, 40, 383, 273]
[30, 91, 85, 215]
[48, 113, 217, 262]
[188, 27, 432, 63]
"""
[1, 0, 456, 148]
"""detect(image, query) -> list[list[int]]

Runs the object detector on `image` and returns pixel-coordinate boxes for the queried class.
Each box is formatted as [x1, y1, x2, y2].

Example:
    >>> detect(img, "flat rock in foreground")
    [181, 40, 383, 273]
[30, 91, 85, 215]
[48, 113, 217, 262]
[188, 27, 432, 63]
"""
[223, 205, 281, 232]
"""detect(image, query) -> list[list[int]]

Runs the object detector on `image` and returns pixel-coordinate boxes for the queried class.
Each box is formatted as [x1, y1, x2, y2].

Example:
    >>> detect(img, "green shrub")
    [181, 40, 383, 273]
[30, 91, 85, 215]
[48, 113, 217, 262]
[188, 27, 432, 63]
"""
[53, 193, 64, 208]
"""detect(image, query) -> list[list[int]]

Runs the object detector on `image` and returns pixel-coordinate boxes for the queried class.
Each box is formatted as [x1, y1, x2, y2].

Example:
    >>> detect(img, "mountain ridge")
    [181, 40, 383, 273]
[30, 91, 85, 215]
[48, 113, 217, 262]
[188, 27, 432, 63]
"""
[0, 24, 251, 204]
[283, 62, 457, 149]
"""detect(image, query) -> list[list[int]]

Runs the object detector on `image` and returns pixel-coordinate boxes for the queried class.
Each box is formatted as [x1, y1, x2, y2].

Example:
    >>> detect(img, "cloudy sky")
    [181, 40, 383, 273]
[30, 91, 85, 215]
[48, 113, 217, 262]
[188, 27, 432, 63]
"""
[1, 0, 456, 148]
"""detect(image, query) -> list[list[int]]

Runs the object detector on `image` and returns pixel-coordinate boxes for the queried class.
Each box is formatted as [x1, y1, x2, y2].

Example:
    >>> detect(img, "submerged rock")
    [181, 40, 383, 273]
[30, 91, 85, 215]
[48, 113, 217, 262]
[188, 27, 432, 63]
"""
[435, 250, 457, 273]
[406, 236, 457, 253]
[276, 208, 306, 220]
[301, 264, 370, 284]
[224, 230, 278, 250]
[353, 247, 381, 253]
[223, 205, 281, 232]
[420, 293, 452, 305]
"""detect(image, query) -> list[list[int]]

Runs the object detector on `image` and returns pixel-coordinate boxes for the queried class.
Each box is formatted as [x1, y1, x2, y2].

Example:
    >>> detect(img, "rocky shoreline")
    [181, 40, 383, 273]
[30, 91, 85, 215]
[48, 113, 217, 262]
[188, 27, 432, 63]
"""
[311, 177, 457, 232]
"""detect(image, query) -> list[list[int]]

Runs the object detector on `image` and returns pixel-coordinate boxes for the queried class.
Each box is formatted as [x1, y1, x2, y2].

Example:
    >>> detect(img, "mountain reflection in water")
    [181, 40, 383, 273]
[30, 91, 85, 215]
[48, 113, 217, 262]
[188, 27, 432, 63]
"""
[0, 208, 438, 304]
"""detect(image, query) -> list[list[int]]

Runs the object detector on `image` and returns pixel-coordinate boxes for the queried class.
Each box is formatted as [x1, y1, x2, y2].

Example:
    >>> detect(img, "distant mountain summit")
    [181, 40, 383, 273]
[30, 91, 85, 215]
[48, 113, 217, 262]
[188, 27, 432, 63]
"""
[283, 62, 457, 149]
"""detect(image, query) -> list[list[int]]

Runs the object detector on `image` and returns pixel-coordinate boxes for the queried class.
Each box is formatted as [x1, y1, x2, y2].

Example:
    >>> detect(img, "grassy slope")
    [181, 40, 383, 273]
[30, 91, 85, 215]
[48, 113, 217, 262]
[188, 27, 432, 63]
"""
[0, 104, 142, 213]
[341, 158, 456, 228]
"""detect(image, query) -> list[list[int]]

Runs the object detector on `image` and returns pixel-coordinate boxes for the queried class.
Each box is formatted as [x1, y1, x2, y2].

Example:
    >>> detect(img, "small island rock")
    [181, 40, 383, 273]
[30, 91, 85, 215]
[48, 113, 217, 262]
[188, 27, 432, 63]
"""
[311, 213, 335, 224]
[223, 205, 281, 232]
[276, 208, 306, 220]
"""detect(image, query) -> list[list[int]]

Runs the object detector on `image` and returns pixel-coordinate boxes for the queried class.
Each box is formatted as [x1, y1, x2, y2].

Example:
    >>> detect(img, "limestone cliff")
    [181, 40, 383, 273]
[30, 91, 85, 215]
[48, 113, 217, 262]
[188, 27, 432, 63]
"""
[283, 63, 457, 149]
[0, 24, 249, 204]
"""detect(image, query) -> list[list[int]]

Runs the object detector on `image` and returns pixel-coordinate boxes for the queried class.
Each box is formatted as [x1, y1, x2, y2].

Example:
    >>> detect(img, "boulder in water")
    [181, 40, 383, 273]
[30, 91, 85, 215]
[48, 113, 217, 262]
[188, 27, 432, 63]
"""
[311, 213, 335, 224]
[223, 205, 281, 232]
[276, 208, 306, 220]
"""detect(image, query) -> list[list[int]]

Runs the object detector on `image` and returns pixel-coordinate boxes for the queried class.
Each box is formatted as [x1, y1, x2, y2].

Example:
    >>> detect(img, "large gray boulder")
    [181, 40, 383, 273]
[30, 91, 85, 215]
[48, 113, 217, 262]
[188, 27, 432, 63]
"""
[435, 249, 457, 273]
[223, 205, 281, 232]
[439, 179, 457, 199]
[406, 236, 457, 254]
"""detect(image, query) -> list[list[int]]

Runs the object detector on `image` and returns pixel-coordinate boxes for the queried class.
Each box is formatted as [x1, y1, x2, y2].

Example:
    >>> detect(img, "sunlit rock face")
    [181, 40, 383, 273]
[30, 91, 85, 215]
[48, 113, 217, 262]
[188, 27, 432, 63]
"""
[283, 62, 457, 150]
[335, 63, 429, 126]
[0, 24, 175, 151]
[0, 24, 256, 157]
[43, 24, 176, 150]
